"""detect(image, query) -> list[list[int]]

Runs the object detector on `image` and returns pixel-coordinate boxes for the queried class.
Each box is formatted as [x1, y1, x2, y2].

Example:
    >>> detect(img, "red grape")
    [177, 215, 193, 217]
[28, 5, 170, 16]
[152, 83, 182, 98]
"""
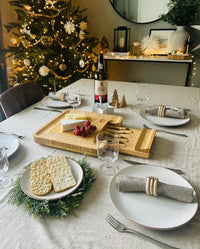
[73, 122, 97, 136]
[85, 121, 91, 127]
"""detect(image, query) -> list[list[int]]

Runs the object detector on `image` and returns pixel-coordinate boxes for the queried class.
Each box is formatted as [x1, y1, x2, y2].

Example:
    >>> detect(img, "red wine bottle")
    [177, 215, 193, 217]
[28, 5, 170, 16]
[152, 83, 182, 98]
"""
[94, 53, 108, 105]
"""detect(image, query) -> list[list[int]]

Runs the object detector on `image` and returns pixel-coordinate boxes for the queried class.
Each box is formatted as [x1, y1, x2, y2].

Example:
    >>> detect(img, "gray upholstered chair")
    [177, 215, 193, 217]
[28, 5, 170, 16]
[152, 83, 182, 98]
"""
[0, 82, 45, 118]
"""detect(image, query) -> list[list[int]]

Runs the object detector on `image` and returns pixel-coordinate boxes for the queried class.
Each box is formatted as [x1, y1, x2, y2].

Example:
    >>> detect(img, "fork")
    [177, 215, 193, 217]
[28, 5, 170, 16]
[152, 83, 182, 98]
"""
[0, 131, 25, 139]
[106, 214, 179, 249]
[143, 124, 188, 137]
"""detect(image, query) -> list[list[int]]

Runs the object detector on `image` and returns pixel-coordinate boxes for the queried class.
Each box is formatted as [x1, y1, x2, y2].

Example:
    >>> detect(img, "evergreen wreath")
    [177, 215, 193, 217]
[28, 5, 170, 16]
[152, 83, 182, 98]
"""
[9, 156, 96, 218]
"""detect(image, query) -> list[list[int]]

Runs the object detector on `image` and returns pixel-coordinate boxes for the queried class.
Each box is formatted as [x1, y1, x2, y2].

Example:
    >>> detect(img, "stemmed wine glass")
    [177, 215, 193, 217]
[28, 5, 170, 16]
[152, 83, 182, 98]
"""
[136, 83, 150, 108]
[0, 144, 12, 188]
[96, 131, 119, 176]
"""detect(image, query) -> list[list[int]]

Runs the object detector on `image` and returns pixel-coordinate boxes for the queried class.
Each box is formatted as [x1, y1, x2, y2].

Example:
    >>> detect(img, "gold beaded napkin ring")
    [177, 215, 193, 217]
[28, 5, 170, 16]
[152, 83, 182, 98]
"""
[158, 105, 166, 117]
[59, 92, 67, 101]
[146, 176, 159, 197]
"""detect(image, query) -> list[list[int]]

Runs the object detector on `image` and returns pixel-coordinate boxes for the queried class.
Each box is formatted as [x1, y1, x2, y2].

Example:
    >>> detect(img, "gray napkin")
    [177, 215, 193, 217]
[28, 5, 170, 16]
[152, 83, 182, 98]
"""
[145, 106, 188, 119]
[48, 91, 78, 103]
[116, 175, 194, 203]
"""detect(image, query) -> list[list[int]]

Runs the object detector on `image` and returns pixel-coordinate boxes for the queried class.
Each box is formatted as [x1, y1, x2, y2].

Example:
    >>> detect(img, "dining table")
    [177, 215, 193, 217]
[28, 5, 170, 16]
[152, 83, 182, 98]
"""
[0, 78, 200, 249]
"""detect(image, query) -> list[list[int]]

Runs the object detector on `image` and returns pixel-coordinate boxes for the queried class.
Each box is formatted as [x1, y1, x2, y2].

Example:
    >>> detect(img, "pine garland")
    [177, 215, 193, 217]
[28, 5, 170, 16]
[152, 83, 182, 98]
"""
[9, 156, 96, 218]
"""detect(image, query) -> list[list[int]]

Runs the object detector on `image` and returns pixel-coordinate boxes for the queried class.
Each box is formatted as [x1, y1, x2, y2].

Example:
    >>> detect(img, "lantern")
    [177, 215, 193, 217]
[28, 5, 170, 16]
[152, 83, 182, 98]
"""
[114, 26, 130, 52]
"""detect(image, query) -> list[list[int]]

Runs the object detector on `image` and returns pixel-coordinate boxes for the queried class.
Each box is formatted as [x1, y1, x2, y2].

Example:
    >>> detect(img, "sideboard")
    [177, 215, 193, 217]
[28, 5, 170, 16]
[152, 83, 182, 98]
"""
[104, 53, 193, 86]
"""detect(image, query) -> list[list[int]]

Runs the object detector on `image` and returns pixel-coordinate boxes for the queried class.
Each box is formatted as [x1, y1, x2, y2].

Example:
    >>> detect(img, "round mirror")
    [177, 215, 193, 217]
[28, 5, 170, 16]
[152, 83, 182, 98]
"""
[110, 0, 170, 24]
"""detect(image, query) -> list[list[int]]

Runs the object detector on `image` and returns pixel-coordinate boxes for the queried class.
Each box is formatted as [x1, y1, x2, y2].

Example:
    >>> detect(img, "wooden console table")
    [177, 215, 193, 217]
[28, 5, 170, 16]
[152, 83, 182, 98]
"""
[104, 53, 193, 86]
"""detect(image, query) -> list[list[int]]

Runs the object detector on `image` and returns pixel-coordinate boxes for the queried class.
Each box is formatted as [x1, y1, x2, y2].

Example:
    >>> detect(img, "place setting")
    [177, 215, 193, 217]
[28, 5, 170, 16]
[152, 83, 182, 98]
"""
[108, 164, 198, 230]
[139, 105, 191, 127]
[95, 129, 198, 232]
[0, 133, 20, 158]
[41, 91, 82, 109]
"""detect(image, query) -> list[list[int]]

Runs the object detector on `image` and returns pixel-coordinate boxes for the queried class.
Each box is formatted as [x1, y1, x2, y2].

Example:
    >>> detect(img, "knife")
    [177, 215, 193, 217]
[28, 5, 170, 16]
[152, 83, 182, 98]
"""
[33, 107, 63, 113]
[123, 159, 183, 174]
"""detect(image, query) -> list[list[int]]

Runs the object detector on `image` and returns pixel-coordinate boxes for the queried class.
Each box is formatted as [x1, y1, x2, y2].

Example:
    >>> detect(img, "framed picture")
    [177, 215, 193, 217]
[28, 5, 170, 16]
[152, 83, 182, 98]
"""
[149, 29, 176, 55]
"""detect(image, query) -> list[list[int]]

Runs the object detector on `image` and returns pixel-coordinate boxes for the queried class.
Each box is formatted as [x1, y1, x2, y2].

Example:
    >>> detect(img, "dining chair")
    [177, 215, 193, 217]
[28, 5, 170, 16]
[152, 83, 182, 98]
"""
[0, 82, 45, 118]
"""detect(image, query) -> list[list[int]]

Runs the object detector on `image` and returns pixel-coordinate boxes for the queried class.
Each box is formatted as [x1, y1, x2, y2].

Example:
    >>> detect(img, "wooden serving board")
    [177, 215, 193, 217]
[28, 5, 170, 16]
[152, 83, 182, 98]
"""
[33, 109, 156, 158]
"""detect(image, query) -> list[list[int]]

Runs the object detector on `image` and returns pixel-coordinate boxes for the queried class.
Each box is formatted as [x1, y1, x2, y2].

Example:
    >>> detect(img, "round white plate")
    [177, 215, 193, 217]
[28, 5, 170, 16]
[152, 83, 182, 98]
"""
[0, 133, 19, 157]
[139, 109, 190, 127]
[42, 96, 81, 108]
[20, 158, 84, 201]
[109, 165, 198, 230]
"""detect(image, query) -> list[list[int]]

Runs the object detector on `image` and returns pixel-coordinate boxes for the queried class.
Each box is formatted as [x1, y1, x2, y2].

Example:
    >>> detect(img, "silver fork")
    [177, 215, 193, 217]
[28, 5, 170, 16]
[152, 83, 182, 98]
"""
[106, 214, 179, 249]
[143, 124, 188, 137]
[0, 131, 25, 139]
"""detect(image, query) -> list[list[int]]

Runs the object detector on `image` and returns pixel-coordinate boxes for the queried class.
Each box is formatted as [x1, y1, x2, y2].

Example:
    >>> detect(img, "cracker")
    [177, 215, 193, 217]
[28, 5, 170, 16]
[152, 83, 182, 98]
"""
[47, 155, 76, 193]
[30, 158, 52, 196]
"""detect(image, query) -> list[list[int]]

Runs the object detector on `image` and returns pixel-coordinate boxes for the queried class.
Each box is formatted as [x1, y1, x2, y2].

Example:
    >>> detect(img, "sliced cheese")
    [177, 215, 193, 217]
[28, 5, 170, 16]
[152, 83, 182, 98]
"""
[61, 119, 86, 132]
[65, 113, 87, 120]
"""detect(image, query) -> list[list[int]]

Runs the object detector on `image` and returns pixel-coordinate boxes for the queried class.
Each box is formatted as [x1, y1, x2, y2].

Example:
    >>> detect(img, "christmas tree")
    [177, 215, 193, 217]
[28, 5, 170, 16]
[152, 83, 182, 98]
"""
[4, 0, 98, 94]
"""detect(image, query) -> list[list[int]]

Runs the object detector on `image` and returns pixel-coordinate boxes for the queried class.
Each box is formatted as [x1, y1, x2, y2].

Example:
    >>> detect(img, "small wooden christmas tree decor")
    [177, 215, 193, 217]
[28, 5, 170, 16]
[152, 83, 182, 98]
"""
[119, 95, 127, 107]
[111, 89, 119, 106]
[114, 100, 120, 109]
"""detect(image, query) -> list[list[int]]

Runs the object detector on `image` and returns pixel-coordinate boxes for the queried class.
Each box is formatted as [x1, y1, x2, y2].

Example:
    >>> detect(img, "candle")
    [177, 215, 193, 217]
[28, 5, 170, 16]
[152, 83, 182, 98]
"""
[119, 37, 125, 48]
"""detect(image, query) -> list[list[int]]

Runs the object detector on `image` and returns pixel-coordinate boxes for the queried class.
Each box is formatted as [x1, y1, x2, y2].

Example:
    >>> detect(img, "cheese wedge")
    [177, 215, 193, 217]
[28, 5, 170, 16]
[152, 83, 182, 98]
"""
[61, 119, 86, 132]
[65, 113, 87, 120]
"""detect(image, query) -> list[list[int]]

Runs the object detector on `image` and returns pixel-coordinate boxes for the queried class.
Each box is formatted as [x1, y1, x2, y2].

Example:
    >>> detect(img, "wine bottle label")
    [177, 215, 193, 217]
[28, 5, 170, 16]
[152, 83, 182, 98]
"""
[94, 80, 108, 102]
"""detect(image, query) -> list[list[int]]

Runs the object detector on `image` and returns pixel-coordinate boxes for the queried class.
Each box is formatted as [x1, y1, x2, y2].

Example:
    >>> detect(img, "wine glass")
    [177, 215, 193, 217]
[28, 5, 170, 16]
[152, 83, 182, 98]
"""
[96, 131, 119, 176]
[136, 83, 150, 108]
[0, 144, 12, 188]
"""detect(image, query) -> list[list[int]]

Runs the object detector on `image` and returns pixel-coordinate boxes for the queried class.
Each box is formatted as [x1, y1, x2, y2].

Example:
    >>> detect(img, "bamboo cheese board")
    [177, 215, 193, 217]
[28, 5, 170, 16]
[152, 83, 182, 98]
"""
[33, 109, 156, 158]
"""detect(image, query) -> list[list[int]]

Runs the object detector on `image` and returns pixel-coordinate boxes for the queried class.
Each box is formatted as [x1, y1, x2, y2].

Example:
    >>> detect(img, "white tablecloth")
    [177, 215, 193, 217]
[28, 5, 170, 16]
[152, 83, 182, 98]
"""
[0, 79, 200, 249]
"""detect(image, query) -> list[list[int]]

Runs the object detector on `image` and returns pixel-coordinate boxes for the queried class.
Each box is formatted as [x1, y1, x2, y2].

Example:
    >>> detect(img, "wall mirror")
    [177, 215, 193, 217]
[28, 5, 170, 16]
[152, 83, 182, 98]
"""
[110, 0, 170, 24]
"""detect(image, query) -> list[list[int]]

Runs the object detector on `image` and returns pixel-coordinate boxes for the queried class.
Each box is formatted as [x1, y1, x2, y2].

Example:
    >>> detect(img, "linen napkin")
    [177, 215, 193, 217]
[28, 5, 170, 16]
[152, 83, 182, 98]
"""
[145, 105, 188, 119]
[48, 91, 78, 103]
[116, 175, 194, 203]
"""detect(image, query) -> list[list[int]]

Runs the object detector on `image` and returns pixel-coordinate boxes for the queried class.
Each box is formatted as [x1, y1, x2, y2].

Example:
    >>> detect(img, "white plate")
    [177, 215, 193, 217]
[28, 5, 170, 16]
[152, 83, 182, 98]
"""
[139, 109, 190, 127]
[0, 133, 19, 157]
[20, 158, 84, 201]
[42, 96, 81, 108]
[109, 165, 198, 230]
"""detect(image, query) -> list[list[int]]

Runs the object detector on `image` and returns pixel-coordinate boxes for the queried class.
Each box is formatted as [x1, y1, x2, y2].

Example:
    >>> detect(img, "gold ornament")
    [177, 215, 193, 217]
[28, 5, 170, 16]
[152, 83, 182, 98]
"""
[24, 59, 31, 66]
[43, 28, 48, 34]
[92, 64, 96, 72]
[10, 38, 18, 45]
[45, 0, 54, 9]
[79, 21, 87, 31]
[21, 39, 31, 48]
[24, 5, 31, 11]
[59, 64, 67, 71]
[79, 31, 86, 40]
[51, 19, 55, 31]
[41, 36, 53, 46]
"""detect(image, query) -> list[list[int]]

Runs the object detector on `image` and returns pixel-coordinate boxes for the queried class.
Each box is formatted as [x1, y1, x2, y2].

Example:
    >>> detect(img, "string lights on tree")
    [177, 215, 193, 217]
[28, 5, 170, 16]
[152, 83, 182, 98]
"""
[4, 0, 98, 94]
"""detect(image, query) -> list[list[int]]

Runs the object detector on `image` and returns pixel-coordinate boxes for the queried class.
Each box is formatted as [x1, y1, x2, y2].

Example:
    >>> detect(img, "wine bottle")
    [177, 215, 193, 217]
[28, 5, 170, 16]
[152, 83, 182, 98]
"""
[94, 53, 108, 106]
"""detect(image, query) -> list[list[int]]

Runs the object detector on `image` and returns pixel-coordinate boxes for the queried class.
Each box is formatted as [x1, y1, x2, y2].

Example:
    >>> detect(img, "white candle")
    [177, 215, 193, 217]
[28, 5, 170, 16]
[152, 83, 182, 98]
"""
[119, 37, 125, 48]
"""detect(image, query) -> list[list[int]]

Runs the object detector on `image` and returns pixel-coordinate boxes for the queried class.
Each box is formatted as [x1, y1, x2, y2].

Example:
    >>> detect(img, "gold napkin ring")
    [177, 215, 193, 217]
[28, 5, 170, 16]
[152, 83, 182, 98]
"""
[158, 105, 166, 117]
[153, 177, 159, 197]
[59, 92, 67, 101]
[146, 176, 159, 197]
[146, 177, 150, 195]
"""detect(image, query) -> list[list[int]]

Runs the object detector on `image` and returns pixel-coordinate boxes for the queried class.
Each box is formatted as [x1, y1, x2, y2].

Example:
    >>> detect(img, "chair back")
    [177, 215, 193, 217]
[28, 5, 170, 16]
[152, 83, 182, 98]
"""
[0, 82, 45, 118]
